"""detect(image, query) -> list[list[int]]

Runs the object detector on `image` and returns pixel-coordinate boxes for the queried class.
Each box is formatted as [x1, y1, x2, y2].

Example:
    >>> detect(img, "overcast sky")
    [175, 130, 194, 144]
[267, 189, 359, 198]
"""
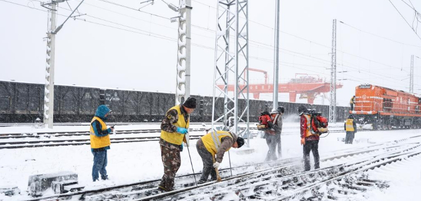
[1, 0, 421, 106]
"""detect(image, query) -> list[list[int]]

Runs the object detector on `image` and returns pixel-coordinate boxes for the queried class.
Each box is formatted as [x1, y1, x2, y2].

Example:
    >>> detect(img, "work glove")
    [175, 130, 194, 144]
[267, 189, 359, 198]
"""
[301, 137, 306, 145]
[176, 127, 188, 134]
[180, 143, 183, 152]
[213, 162, 220, 169]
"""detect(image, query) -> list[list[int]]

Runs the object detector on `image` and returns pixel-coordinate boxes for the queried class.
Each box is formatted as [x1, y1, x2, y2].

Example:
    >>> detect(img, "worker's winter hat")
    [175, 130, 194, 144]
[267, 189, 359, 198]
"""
[298, 105, 307, 115]
[271, 106, 285, 114]
[183, 97, 197, 109]
[236, 137, 245, 148]
[277, 106, 284, 113]
[95, 105, 111, 118]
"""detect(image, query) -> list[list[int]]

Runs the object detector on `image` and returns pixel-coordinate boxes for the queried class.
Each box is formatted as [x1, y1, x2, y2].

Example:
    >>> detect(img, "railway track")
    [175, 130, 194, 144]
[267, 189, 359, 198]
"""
[0, 126, 346, 149]
[0, 127, 206, 149]
[26, 135, 421, 201]
[0, 124, 415, 150]
[137, 141, 420, 201]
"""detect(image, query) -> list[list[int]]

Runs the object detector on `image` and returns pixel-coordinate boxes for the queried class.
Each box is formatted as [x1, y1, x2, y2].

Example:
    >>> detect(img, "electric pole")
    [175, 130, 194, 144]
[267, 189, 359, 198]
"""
[41, 0, 85, 128]
[42, 0, 60, 129]
[410, 55, 414, 93]
[272, 0, 280, 157]
[329, 19, 337, 123]
[175, 0, 192, 105]
[272, 0, 280, 111]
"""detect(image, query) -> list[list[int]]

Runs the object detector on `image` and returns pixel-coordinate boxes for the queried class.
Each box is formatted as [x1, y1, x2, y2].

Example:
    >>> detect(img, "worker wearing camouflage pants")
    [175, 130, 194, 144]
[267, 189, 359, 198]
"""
[158, 139, 182, 191]
[158, 97, 196, 191]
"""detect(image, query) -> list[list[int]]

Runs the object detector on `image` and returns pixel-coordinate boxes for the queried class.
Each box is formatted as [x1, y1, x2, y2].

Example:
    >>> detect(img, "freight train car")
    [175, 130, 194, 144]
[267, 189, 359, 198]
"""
[351, 84, 421, 129]
[0, 81, 348, 123]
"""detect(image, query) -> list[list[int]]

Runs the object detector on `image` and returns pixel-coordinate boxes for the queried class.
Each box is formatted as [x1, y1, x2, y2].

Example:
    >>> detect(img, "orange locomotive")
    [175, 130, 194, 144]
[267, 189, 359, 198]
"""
[351, 84, 421, 130]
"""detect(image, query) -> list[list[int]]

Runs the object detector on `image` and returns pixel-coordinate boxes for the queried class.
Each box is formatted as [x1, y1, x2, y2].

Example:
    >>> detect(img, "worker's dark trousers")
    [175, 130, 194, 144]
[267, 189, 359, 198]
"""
[275, 133, 282, 156]
[303, 140, 320, 171]
[345, 131, 355, 144]
[196, 142, 217, 183]
[265, 133, 277, 161]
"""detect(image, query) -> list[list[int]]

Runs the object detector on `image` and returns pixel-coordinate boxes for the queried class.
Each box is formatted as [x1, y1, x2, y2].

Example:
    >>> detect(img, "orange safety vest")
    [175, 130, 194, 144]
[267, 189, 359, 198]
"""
[304, 114, 319, 138]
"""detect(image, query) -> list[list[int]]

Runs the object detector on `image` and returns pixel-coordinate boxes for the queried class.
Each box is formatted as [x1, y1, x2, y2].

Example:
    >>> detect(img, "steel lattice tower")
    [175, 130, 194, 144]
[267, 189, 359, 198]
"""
[329, 19, 337, 123]
[212, 0, 249, 140]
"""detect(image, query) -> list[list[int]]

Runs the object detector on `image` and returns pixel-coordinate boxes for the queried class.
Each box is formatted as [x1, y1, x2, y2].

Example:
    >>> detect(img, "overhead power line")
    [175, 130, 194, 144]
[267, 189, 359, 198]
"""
[2, 0, 418, 89]
[400, 0, 421, 15]
[188, 1, 417, 74]
[388, 0, 421, 41]
[0, 0, 45, 11]
[339, 20, 421, 48]
[90, 0, 416, 76]
[96, 0, 168, 20]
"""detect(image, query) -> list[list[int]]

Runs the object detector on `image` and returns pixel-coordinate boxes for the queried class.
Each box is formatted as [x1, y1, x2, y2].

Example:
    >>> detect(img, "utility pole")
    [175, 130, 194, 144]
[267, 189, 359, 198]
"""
[42, 0, 59, 128]
[175, 0, 192, 105]
[272, 0, 280, 110]
[329, 19, 337, 123]
[41, 0, 84, 128]
[273, 0, 280, 157]
[410, 55, 414, 93]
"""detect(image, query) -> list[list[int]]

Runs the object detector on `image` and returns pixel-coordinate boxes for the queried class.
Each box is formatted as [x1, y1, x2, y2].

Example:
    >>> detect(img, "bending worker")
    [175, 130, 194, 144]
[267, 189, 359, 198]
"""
[196, 130, 245, 184]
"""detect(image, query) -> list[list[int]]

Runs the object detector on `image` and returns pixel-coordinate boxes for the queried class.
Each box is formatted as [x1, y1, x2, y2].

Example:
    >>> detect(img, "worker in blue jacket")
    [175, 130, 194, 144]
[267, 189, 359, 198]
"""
[90, 105, 114, 182]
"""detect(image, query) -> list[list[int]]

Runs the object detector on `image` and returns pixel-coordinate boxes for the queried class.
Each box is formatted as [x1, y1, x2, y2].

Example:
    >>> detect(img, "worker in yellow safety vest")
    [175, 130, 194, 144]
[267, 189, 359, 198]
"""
[350, 96, 356, 111]
[90, 105, 114, 182]
[344, 115, 357, 144]
[196, 130, 244, 184]
[158, 97, 196, 192]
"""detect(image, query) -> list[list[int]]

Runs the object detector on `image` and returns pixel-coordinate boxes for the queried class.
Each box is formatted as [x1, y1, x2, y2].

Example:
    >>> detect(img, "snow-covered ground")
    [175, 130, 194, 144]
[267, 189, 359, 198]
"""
[0, 122, 420, 200]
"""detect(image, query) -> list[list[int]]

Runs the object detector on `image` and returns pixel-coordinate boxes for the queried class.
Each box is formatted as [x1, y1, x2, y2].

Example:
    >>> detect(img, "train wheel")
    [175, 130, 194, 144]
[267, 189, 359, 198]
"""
[383, 124, 388, 130]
